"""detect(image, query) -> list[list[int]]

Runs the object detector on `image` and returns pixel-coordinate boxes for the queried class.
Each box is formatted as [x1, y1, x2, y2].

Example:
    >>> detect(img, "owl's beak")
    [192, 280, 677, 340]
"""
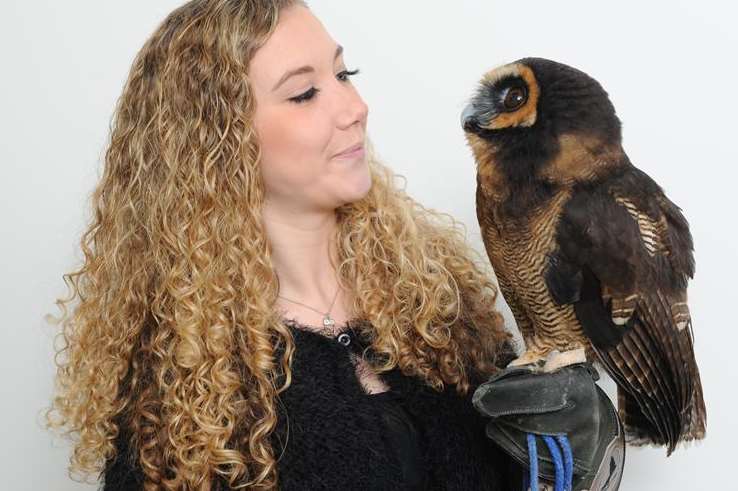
[461, 103, 479, 133]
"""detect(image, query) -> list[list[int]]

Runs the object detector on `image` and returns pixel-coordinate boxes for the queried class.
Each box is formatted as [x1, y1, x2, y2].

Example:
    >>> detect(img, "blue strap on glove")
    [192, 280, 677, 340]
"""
[524, 433, 574, 491]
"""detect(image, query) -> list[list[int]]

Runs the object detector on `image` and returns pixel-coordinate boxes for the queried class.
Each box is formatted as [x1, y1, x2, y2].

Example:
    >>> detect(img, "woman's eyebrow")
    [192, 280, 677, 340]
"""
[271, 44, 343, 92]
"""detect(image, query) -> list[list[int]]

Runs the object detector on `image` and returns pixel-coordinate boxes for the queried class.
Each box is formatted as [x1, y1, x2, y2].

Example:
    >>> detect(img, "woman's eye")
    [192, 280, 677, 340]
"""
[290, 87, 318, 104]
[288, 68, 361, 104]
[337, 68, 360, 82]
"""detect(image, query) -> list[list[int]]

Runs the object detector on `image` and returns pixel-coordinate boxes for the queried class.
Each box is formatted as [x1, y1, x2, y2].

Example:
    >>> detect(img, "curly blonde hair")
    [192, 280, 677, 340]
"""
[44, 0, 513, 489]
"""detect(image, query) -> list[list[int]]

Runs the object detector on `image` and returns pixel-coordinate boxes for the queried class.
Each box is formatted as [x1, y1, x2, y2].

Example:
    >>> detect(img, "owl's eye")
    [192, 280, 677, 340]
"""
[502, 86, 527, 111]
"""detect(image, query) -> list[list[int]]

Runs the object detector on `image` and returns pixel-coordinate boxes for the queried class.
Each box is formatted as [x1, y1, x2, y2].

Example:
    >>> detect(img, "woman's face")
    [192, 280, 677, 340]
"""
[250, 5, 370, 214]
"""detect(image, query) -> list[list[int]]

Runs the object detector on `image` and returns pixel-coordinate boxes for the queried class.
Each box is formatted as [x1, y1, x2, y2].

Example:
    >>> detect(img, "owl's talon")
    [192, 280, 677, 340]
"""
[507, 351, 547, 368]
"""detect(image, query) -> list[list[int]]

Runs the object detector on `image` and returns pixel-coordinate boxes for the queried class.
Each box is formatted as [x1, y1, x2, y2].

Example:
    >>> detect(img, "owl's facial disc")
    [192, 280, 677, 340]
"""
[461, 63, 540, 135]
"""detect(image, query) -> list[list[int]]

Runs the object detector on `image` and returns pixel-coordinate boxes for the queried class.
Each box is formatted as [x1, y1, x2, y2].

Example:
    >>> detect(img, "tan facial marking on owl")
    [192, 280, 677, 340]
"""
[480, 64, 540, 130]
[481, 63, 521, 86]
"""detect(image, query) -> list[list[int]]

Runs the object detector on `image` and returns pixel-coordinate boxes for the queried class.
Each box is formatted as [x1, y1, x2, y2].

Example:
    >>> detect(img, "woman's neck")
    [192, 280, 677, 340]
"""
[262, 201, 348, 322]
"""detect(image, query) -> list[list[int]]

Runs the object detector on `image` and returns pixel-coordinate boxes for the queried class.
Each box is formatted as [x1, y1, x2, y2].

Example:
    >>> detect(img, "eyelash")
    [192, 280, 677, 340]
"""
[289, 68, 361, 104]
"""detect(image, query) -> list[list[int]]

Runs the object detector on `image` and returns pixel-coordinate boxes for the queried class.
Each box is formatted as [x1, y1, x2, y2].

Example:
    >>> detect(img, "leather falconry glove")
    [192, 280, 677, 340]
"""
[472, 349, 625, 491]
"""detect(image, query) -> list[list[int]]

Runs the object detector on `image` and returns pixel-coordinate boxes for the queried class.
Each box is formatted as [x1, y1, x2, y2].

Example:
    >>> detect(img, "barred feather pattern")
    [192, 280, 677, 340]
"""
[477, 187, 590, 359]
[614, 195, 670, 257]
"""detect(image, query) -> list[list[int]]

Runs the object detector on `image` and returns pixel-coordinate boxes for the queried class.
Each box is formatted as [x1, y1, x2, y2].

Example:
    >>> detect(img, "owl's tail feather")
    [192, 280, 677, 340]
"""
[637, 289, 707, 446]
[618, 387, 666, 447]
[673, 318, 706, 442]
[596, 311, 705, 455]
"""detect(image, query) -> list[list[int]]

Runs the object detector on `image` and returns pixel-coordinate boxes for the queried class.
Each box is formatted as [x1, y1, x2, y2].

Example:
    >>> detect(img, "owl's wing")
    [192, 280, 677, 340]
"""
[545, 165, 705, 453]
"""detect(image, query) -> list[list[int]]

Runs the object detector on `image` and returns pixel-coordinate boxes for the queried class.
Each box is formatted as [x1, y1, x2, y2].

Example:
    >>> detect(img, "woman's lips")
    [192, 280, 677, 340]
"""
[333, 144, 365, 160]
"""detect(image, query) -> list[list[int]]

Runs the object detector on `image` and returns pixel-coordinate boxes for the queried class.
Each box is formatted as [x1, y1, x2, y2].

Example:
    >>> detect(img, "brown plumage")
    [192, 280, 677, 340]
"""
[461, 57, 706, 454]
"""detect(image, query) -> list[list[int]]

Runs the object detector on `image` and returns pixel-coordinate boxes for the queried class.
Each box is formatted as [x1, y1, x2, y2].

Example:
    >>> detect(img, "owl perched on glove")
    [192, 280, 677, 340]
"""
[461, 57, 706, 454]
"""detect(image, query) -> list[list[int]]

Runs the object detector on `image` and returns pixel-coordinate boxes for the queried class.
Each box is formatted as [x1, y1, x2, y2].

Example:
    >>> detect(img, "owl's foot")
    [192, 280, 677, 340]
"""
[507, 350, 548, 368]
[541, 347, 587, 372]
[507, 347, 587, 373]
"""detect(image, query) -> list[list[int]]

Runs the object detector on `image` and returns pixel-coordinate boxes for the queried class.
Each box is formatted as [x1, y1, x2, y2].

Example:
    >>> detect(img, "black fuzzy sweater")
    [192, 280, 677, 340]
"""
[102, 319, 522, 490]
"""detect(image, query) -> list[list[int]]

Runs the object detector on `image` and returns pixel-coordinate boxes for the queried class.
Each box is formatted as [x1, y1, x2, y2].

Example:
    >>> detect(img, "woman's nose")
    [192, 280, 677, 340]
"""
[335, 87, 368, 130]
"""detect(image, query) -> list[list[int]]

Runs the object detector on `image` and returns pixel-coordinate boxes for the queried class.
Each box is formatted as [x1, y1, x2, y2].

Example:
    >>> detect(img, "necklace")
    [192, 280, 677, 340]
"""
[277, 283, 341, 331]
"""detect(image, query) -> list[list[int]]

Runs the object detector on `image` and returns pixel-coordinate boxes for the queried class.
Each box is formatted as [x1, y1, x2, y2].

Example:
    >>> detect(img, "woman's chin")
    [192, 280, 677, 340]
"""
[338, 169, 372, 205]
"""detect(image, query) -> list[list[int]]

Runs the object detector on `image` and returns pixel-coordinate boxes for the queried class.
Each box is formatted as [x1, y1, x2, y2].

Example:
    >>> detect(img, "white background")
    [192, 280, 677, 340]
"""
[2, 1, 736, 489]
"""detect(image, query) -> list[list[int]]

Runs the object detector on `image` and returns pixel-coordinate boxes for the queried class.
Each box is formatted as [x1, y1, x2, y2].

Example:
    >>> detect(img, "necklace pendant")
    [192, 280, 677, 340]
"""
[323, 314, 335, 327]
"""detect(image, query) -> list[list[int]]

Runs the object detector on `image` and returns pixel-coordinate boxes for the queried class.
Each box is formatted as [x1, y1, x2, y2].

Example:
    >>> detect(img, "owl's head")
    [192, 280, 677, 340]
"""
[461, 57, 622, 147]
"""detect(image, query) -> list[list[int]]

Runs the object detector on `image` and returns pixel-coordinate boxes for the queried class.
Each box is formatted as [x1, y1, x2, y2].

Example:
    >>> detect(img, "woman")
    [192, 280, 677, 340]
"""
[45, 1, 599, 489]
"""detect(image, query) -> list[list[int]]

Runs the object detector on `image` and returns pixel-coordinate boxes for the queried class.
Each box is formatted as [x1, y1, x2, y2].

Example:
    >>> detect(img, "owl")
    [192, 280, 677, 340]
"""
[461, 57, 705, 454]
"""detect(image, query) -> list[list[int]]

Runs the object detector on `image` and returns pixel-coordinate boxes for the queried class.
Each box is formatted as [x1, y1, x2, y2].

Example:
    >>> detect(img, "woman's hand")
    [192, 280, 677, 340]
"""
[472, 351, 625, 491]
